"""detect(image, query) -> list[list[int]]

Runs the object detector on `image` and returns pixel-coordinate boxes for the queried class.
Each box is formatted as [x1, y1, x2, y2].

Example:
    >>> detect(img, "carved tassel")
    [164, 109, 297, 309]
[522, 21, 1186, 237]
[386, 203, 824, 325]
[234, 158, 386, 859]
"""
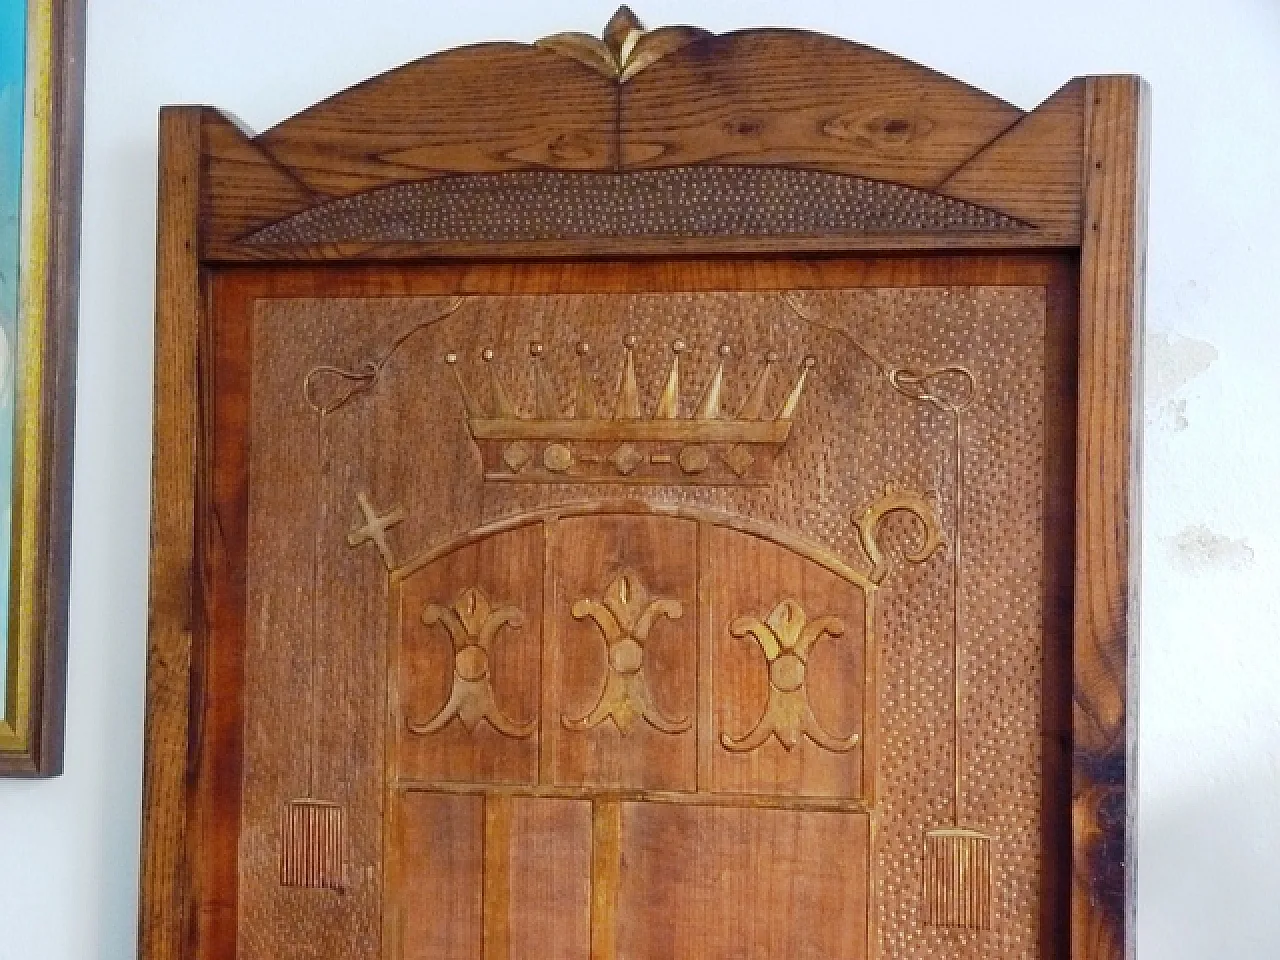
[922, 397, 991, 931]
[613, 335, 643, 420]
[695, 344, 731, 420]
[281, 799, 345, 891]
[924, 827, 992, 929]
[654, 339, 685, 419]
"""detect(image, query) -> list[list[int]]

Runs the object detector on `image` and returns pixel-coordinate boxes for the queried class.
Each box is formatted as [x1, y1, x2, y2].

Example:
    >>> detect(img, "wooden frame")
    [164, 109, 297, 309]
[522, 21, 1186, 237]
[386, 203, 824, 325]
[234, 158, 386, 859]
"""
[142, 9, 1146, 958]
[0, 0, 85, 777]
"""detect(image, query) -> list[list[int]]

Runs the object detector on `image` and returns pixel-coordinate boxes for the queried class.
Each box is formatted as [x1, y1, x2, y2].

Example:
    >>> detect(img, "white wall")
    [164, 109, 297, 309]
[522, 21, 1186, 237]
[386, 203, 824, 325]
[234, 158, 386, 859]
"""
[0, 0, 1277, 957]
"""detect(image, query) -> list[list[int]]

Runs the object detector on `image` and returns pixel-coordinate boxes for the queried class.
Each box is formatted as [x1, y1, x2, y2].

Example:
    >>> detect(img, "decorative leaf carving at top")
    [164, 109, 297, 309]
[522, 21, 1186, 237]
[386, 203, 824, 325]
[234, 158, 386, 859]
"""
[537, 5, 709, 82]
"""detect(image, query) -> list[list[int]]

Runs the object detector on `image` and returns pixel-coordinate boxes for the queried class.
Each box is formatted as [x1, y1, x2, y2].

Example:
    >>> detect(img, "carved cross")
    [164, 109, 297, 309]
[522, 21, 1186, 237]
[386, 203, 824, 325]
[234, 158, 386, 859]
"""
[346, 492, 407, 570]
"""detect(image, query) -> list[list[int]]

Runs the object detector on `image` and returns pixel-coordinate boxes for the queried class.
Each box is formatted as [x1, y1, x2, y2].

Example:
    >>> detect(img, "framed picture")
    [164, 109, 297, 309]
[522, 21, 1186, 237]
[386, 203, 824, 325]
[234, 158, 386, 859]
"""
[0, 0, 84, 776]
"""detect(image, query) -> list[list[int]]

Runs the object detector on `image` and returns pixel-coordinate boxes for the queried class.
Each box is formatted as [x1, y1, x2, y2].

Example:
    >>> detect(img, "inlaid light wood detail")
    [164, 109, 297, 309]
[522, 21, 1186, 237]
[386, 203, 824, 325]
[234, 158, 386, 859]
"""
[854, 489, 945, 585]
[448, 337, 815, 485]
[924, 827, 993, 929]
[536, 5, 707, 84]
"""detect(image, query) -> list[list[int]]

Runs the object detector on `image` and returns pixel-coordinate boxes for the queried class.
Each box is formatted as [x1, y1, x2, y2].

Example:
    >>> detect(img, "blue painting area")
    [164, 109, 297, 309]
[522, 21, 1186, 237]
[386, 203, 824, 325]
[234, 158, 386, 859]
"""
[0, 0, 26, 710]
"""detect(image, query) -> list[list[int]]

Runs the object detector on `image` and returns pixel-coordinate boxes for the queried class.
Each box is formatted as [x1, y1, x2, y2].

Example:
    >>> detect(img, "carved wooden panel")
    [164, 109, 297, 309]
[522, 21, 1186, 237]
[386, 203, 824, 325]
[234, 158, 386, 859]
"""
[145, 11, 1147, 960]
[211, 256, 1076, 960]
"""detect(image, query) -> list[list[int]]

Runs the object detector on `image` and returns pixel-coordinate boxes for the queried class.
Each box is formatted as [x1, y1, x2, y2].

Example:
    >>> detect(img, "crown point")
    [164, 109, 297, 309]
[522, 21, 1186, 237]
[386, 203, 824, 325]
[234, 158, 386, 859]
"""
[624, 334, 638, 349]
[803, 356, 817, 368]
[482, 348, 495, 362]
[672, 339, 687, 353]
[445, 352, 458, 365]
[530, 341, 544, 358]
[719, 344, 732, 357]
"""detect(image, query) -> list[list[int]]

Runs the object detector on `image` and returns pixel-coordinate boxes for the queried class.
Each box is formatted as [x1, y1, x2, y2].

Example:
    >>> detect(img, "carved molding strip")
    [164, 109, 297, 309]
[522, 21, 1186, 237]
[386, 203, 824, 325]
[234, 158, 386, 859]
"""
[241, 165, 1031, 247]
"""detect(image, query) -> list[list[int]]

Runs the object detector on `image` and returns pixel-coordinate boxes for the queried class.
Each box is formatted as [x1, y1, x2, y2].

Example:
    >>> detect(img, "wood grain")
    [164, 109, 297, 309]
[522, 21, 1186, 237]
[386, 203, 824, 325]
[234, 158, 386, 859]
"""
[483, 793, 513, 960]
[398, 792, 484, 960]
[140, 106, 202, 960]
[620, 28, 1020, 186]
[507, 798, 592, 960]
[190, 269, 256, 959]
[255, 43, 617, 196]
[200, 109, 319, 253]
[615, 803, 868, 957]
[590, 798, 620, 960]
[937, 79, 1085, 242]
[1072, 75, 1149, 960]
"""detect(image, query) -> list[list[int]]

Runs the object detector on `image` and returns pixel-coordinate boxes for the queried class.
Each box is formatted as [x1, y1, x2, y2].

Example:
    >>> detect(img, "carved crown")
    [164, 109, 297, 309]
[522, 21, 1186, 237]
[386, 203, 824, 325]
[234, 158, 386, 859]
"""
[446, 338, 814, 485]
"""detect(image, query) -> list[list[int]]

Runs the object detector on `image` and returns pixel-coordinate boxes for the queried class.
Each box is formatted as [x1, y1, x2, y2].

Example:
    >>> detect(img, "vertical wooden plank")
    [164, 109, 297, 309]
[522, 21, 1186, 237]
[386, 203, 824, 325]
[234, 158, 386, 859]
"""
[508, 798, 593, 960]
[540, 518, 557, 786]
[1073, 75, 1149, 960]
[399, 792, 484, 960]
[484, 794, 513, 960]
[695, 521, 712, 791]
[590, 798, 620, 960]
[140, 106, 203, 960]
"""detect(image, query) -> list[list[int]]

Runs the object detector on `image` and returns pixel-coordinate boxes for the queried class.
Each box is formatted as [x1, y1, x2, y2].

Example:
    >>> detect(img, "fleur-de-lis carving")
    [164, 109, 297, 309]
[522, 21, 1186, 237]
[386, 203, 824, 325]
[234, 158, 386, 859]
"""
[407, 587, 535, 739]
[563, 571, 689, 736]
[721, 600, 860, 753]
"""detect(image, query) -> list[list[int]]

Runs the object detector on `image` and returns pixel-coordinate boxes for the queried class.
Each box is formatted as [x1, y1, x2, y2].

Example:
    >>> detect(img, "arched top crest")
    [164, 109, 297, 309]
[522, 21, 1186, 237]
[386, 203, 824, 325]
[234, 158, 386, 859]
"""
[194, 6, 1089, 259]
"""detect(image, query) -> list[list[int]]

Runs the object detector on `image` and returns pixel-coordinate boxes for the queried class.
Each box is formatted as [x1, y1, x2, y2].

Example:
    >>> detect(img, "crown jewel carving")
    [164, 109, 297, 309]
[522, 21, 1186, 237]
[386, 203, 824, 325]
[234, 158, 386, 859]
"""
[446, 338, 815, 485]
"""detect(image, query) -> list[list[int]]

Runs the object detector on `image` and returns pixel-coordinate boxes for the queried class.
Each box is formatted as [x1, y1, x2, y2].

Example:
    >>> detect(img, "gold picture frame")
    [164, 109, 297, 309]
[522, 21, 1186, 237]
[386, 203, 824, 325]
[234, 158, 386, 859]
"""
[0, 0, 84, 776]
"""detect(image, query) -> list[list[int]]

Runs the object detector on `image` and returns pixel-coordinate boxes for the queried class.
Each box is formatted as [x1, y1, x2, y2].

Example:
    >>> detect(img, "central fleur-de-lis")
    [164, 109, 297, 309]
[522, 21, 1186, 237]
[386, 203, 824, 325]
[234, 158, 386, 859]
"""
[407, 586, 535, 739]
[563, 571, 689, 736]
[721, 600, 860, 753]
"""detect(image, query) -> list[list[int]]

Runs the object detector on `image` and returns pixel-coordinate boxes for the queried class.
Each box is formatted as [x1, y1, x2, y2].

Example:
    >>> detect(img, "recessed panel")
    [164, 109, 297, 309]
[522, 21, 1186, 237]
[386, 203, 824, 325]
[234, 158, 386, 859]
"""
[238, 268, 1058, 960]
[616, 803, 870, 959]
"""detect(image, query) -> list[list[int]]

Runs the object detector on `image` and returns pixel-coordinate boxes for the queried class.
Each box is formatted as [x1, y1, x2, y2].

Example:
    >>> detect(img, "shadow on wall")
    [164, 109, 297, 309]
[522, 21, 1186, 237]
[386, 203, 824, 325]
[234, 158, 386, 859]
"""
[1139, 759, 1280, 958]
